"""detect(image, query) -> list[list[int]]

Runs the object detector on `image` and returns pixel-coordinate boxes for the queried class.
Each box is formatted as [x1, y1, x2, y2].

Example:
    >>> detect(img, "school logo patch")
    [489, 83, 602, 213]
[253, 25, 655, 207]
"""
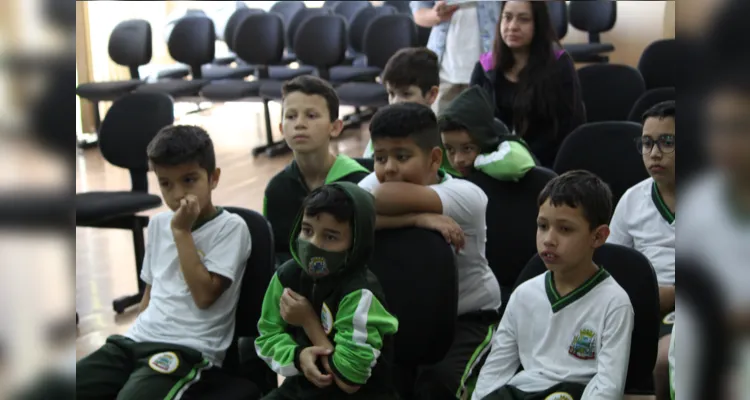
[321, 302, 333, 334]
[568, 327, 597, 360]
[545, 393, 574, 400]
[197, 249, 206, 259]
[662, 311, 675, 325]
[148, 351, 180, 374]
[308, 256, 329, 276]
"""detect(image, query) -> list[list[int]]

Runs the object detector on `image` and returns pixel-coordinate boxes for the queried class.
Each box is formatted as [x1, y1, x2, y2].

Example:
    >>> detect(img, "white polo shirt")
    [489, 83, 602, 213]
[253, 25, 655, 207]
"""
[126, 209, 252, 367]
[608, 178, 675, 286]
[358, 172, 502, 315]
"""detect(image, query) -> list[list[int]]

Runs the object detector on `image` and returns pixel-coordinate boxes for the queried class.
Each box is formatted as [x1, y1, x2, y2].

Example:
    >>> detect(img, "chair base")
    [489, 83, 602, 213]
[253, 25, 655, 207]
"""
[113, 292, 144, 314]
[342, 107, 376, 130]
[252, 141, 290, 158]
[77, 132, 99, 149]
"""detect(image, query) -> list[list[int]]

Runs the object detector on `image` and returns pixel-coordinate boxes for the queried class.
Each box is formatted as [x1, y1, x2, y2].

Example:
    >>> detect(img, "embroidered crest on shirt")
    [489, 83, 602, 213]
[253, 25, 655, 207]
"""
[568, 327, 597, 360]
[662, 311, 675, 325]
[308, 257, 329, 276]
[321, 302, 333, 334]
[148, 351, 180, 374]
[545, 392, 574, 400]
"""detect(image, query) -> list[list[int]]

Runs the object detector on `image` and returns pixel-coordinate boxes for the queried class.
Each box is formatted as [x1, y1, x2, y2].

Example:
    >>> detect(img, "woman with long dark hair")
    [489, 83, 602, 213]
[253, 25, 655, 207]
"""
[470, 1, 585, 168]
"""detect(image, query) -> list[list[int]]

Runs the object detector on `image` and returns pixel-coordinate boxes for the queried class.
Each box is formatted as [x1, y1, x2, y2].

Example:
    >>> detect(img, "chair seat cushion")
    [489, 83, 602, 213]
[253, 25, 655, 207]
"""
[76, 191, 162, 225]
[330, 65, 382, 83]
[259, 81, 284, 100]
[268, 65, 315, 81]
[200, 80, 264, 100]
[201, 65, 256, 80]
[336, 82, 388, 107]
[76, 80, 144, 102]
[564, 43, 615, 57]
[135, 80, 208, 97]
[214, 55, 237, 65]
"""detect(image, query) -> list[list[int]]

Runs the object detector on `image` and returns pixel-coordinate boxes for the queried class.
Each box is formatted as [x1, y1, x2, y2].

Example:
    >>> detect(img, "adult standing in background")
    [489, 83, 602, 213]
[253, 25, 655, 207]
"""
[411, 1, 501, 114]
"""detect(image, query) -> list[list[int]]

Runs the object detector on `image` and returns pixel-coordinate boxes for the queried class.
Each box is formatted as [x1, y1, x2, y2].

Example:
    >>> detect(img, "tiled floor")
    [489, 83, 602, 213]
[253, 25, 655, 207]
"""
[75, 101, 370, 360]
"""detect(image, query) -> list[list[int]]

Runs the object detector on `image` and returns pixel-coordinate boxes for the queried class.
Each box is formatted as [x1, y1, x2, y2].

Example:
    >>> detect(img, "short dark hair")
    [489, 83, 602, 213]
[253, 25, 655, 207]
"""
[437, 116, 468, 134]
[382, 47, 439, 96]
[281, 75, 339, 121]
[537, 170, 613, 230]
[302, 185, 354, 224]
[369, 102, 441, 151]
[642, 100, 675, 123]
[147, 125, 216, 173]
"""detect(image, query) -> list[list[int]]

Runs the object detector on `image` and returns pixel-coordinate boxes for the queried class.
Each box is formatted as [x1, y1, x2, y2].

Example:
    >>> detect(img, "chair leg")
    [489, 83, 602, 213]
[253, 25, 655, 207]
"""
[252, 98, 290, 158]
[112, 216, 147, 314]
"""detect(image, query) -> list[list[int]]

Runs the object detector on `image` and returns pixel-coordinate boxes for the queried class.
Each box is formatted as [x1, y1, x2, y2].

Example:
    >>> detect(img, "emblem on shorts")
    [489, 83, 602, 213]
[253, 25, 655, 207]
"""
[148, 351, 180, 374]
[321, 302, 333, 334]
[545, 393, 574, 400]
[662, 311, 675, 325]
[568, 327, 597, 360]
[308, 256, 329, 276]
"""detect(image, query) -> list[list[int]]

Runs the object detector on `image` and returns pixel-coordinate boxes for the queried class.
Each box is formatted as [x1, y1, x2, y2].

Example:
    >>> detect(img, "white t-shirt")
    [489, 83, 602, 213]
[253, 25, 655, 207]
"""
[358, 172, 502, 315]
[608, 178, 675, 286]
[126, 209, 252, 367]
[473, 270, 634, 400]
[440, 3, 482, 84]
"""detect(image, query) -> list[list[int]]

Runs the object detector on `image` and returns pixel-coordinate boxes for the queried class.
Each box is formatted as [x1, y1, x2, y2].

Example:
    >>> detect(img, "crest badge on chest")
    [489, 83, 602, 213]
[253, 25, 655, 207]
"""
[321, 302, 333, 335]
[568, 324, 597, 360]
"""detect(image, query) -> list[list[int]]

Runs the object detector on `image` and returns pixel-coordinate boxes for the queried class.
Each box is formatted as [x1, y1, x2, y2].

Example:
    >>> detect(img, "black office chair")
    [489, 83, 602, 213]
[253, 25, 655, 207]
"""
[638, 39, 677, 90]
[75, 92, 174, 314]
[564, 0, 617, 63]
[515, 243, 660, 395]
[269, 0, 306, 63]
[211, 2, 251, 65]
[578, 64, 646, 122]
[269, 7, 330, 79]
[76, 20, 152, 132]
[466, 167, 557, 306]
[370, 228, 458, 398]
[383, 0, 412, 15]
[628, 87, 676, 123]
[547, 0, 569, 41]
[333, 0, 371, 25]
[553, 121, 649, 206]
[200, 8, 264, 80]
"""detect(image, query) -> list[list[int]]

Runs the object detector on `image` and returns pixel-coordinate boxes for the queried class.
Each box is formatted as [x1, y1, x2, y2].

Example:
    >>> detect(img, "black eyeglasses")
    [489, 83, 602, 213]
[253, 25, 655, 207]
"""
[635, 135, 675, 155]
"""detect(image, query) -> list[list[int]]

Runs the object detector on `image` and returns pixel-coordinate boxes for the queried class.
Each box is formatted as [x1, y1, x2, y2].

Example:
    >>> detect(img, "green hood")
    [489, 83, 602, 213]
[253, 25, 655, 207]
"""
[438, 86, 509, 154]
[288, 182, 376, 276]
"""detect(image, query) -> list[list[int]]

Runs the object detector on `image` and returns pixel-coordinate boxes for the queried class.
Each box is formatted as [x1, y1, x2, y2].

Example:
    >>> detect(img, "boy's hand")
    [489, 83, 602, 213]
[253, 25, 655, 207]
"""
[300, 346, 333, 388]
[171, 195, 201, 232]
[415, 213, 465, 253]
[280, 288, 316, 327]
[434, 1, 458, 22]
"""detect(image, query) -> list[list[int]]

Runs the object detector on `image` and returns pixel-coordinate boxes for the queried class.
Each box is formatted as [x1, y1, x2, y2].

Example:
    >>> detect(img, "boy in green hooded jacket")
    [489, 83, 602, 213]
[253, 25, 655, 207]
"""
[439, 86, 537, 181]
[255, 182, 399, 399]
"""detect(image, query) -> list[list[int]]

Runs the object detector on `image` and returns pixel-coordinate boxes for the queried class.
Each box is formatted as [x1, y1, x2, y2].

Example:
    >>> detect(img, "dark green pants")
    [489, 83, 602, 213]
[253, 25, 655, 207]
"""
[483, 382, 587, 400]
[76, 335, 215, 400]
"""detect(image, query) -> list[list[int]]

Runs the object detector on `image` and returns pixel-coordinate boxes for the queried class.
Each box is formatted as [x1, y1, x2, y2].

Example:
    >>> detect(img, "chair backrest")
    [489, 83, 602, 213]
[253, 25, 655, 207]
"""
[234, 13, 285, 66]
[294, 14, 347, 80]
[383, 0, 412, 14]
[334, 0, 372, 24]
[466, 168, 557, 291]
[98, 93, 174, 192]
[323, 0, 341, 9]
[569, 0, 616, 43]
[164, 9, 207, 43]
[375, 4, 399, 16]
[221, 207, 276, 374]
[638, 39, 677, 90]
[224, 8, 264, 52]
[416, 25, 431, 48]
[515, 243, 659, 395]
[370, 228, 458, 367]
[269, 0, 306, 30]
[578, 64, 645, 122]
[547, 0, 568, 40]
[627, 87, 676, 123]
[287, 7, 331, 53]
[363, 14, 418, 69]
[167, 16, 216, 79]
[348, 6, 377, 54]
[553, 121, 649, 206]
[108, 19, 152, 79]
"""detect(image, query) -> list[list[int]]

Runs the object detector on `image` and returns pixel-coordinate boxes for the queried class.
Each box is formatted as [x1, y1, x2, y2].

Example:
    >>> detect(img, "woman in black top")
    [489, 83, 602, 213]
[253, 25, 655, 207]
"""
[470, 1, 586, 168]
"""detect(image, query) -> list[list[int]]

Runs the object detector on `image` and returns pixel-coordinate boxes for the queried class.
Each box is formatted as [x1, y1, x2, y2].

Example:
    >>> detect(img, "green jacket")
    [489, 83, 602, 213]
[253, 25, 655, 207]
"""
[438, 86, 537, 181]
[263, 155, 370, 265]
[255, 182, 399, 399]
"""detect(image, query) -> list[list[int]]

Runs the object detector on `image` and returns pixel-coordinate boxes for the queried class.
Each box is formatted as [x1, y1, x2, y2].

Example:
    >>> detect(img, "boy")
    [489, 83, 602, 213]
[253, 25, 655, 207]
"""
[361, 47, 461, 176]
[264, 76, 370, 265]
[607, 101, 675, 399]
[256, 182, 399, 399]
[76, 125, 252, 399]
[438, 86, 537, 180]
[358, 102, 502, 400]
[471, 171, 634, 400]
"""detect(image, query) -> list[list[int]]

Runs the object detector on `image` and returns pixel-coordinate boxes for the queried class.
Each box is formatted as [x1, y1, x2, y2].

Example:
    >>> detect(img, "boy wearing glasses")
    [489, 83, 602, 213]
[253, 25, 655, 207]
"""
[607, 100, 675, 400]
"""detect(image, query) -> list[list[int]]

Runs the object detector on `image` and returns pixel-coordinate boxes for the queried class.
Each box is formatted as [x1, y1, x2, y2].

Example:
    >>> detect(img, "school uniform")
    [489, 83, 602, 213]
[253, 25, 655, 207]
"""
[472, 269, 634, 400]
[76, 209, 252, 400]
[264, 155, 370, 265]
[359, 171, 502, 400]
[608, 177, 675, 336]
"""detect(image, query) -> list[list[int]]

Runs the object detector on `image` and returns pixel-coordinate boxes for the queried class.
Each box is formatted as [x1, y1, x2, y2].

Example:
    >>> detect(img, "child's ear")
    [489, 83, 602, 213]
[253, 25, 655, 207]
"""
[591, 225, 610, 248]
[210, 168, 221, 190]
[426, 86, 440, 106]
[430, 146, 443, 171]
[330, 119, 344, 138]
